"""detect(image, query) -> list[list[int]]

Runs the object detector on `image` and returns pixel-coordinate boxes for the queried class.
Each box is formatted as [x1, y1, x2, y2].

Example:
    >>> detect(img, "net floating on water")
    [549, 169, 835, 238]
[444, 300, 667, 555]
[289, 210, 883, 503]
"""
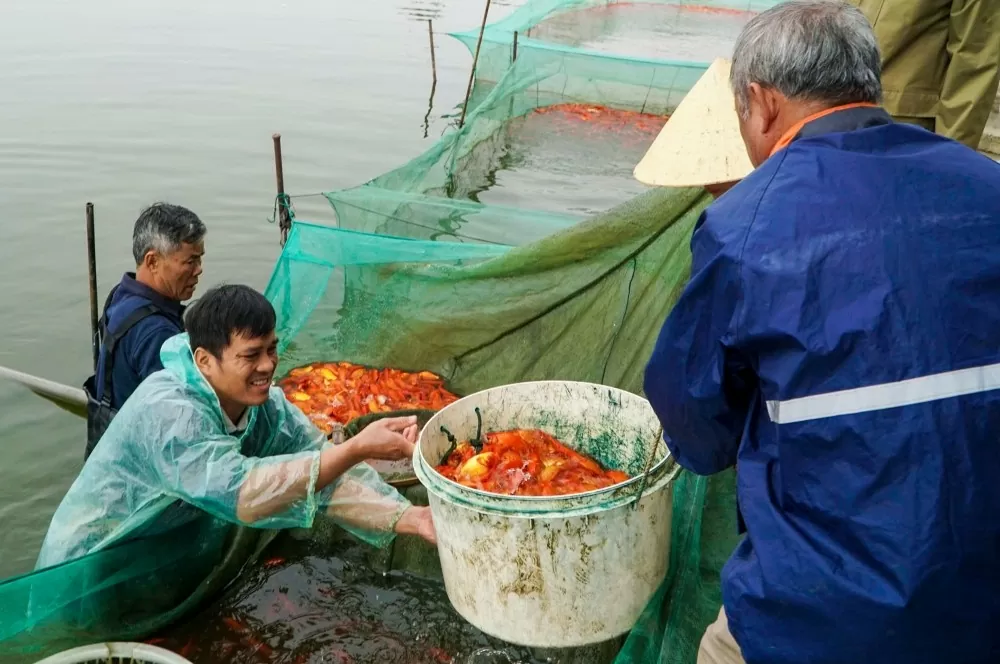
[436, 428, 630, 496]
[278, 362, 460, 434]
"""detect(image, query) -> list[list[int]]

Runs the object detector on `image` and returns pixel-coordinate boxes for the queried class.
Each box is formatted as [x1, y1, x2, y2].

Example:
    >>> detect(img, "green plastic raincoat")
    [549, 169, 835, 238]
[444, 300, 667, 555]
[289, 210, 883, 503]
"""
[37, 333, 411, 570]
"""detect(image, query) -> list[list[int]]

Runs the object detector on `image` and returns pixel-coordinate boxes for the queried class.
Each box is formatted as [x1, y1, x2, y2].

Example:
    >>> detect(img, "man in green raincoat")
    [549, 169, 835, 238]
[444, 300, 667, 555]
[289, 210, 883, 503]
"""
[37, 284, 435, 569]
[848, 0, 1000, 149]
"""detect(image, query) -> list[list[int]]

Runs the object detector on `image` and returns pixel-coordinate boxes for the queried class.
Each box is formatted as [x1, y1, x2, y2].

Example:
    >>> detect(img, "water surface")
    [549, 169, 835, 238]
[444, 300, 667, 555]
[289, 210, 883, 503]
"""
[527, 3, 752, 62]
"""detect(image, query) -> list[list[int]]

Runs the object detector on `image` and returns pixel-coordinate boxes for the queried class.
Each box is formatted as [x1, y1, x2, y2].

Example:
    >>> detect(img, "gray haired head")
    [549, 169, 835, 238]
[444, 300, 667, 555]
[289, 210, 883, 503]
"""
[132, 203, 206, 265]
[730, 1, 882, 118]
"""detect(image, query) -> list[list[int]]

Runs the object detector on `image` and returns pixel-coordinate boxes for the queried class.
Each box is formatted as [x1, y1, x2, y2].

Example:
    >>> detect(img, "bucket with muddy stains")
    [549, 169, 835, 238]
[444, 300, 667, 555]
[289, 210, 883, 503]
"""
[413, 380, 679, 648]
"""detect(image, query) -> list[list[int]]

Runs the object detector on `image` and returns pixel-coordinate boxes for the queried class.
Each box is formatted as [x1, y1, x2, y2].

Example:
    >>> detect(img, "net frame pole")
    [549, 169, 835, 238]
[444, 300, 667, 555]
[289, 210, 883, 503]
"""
[85, 202, 99, 370]
[459, 0, 492, 129]
[512, 30, 518, 62]
[428, 19, 438, 87]
[272, 133, 291, 246]
[424, 19, 438, 138]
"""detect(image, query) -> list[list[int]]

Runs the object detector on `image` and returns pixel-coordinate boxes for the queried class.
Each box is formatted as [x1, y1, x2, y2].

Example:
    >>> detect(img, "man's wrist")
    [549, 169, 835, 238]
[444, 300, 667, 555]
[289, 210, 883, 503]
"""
[338, 435, 367, 466]
[393, 507, 416, 535]
[317, 436, 366, 488]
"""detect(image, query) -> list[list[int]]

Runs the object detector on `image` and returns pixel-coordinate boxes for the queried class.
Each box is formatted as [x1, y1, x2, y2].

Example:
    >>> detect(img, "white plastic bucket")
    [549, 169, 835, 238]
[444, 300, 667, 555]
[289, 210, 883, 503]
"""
[34, 642, 192, 664]
[413, 380, 678, 648]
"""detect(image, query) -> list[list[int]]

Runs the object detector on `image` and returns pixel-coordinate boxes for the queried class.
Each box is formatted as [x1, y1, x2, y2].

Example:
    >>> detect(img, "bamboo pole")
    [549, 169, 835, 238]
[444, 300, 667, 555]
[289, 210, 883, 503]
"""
[424, 19, 438, 138]
[428, 19, 437, 86]
[85, 202, 99, 370]
[272, 134, 290, 246]
[459, 0, 493, 129]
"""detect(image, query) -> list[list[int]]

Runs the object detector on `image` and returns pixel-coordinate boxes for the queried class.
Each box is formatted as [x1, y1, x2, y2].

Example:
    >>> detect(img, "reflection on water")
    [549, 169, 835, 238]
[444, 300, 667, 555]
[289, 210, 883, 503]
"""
[402, 0, 446, 21]
[527, 3, 753, 62]
[466, 650, 518, 664]
[465, 648, 516, 664]
[475, 105, 667, 216]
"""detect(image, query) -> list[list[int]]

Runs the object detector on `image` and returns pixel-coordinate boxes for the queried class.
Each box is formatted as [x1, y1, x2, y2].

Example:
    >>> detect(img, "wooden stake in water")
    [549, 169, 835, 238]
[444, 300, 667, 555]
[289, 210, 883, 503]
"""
[428, 19, 437, 86]
[272, 133, 291, 246]
[512, 30, 519, 63]
[459, 0, 492, 129]
[424, 19, 438, 138]
[85, 202, 99, 370]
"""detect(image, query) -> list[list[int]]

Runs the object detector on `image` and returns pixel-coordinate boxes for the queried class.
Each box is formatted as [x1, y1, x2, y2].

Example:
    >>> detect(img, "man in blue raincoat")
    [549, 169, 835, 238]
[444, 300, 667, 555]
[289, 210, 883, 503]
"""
[39, 284, 435, 570]
[644, 2, 1000, 663]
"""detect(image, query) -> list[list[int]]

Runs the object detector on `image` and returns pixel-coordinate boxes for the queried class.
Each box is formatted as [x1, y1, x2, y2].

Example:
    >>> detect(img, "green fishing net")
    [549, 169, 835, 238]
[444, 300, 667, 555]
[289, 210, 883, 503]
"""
[325, 42, 701, 241]
[274, 184, 705, 394]
[450, 0, 780, 88]
[270, 187, 737, 664]
[0, 514, 277, 663]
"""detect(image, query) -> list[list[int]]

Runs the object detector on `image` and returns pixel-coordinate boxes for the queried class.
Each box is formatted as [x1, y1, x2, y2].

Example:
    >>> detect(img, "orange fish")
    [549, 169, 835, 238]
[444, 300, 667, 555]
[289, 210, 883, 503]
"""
[277, 361, 459, 434]
[437, 429, 630, 497]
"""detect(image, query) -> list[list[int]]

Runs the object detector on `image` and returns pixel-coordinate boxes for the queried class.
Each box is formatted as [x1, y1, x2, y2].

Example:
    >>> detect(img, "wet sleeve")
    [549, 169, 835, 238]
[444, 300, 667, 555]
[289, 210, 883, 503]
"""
[643, 212, 756, 476]
[153, 401, 325, 530]
[275, 395, 413, 548]
[271, 389, 329, 455]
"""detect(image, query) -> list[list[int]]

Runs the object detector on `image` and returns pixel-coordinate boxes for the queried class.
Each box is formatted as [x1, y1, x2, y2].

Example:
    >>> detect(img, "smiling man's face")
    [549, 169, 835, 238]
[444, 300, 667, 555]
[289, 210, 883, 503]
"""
[196, 330, 279, 414]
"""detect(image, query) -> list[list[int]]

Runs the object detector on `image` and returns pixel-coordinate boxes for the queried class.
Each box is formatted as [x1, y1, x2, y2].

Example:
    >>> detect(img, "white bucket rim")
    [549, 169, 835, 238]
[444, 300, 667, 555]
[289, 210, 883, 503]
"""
[34, 642, 192, 664]
[414, 380, 678, 515]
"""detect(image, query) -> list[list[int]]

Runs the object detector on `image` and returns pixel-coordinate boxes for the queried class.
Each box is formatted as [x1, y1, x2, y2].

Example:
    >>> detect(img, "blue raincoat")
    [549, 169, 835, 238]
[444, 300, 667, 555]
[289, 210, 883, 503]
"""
[38, 334, 411, 570]
[645, 107, 1000, 664]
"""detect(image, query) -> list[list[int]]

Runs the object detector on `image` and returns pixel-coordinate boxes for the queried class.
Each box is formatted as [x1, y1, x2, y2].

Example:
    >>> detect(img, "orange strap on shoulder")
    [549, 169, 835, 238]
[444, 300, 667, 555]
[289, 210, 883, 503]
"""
[769, 102, 879, 157]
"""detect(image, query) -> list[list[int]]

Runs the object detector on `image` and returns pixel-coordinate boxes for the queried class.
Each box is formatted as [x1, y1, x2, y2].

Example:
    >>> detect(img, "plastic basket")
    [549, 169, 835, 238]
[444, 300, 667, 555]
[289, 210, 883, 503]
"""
[34, 642, 192, 664]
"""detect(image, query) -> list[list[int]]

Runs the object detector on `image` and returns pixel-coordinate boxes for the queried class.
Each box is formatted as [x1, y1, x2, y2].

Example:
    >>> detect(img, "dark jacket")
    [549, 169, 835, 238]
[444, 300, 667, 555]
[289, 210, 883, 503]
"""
[645, 107, 1000, 663]
[94, 273, 186, 409]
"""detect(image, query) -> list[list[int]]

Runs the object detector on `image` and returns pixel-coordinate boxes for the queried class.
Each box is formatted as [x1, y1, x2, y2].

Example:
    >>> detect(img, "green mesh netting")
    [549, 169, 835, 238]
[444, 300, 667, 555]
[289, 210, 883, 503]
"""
[451, 0, 782, 87]
[0, 515, 276, 663]
[274, 184, 703, 393]
[268, 180, 739, 663]
[614, 470, 740, 664]
[325, 45, 698, 241]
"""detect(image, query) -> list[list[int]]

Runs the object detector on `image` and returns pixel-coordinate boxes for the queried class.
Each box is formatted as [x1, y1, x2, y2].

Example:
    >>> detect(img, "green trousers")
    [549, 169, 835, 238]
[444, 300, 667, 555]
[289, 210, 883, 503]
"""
[849, 0, 1000, 150]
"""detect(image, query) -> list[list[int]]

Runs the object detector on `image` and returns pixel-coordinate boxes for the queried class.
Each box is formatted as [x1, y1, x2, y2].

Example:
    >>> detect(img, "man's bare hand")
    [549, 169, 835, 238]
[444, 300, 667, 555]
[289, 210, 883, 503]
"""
[394, 506, 437, 546]
[350, 416, 419, 462]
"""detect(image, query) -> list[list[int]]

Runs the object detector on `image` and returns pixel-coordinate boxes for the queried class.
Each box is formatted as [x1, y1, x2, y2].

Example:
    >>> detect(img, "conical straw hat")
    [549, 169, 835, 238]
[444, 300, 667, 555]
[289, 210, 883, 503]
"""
[634, 58, 754, 187]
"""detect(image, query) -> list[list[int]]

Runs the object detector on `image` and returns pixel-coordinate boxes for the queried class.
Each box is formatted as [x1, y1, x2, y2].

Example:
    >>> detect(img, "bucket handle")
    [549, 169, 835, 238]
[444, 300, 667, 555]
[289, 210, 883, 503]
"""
[631, 425, 663, 510]
[439, 407, 486, 464]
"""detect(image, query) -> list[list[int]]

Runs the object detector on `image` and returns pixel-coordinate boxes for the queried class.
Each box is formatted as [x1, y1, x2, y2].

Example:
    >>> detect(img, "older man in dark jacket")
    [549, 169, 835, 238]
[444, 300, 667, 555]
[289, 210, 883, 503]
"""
[84, 203, 205, 457]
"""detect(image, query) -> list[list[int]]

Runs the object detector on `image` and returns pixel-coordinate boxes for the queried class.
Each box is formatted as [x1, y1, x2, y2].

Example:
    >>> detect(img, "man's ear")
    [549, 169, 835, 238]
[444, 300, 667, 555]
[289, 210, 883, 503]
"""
[141, 249, 158, 271]
[747, 82, 782, 136]
[193, 347, 214, 374]
[747, 83, 779, 136]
